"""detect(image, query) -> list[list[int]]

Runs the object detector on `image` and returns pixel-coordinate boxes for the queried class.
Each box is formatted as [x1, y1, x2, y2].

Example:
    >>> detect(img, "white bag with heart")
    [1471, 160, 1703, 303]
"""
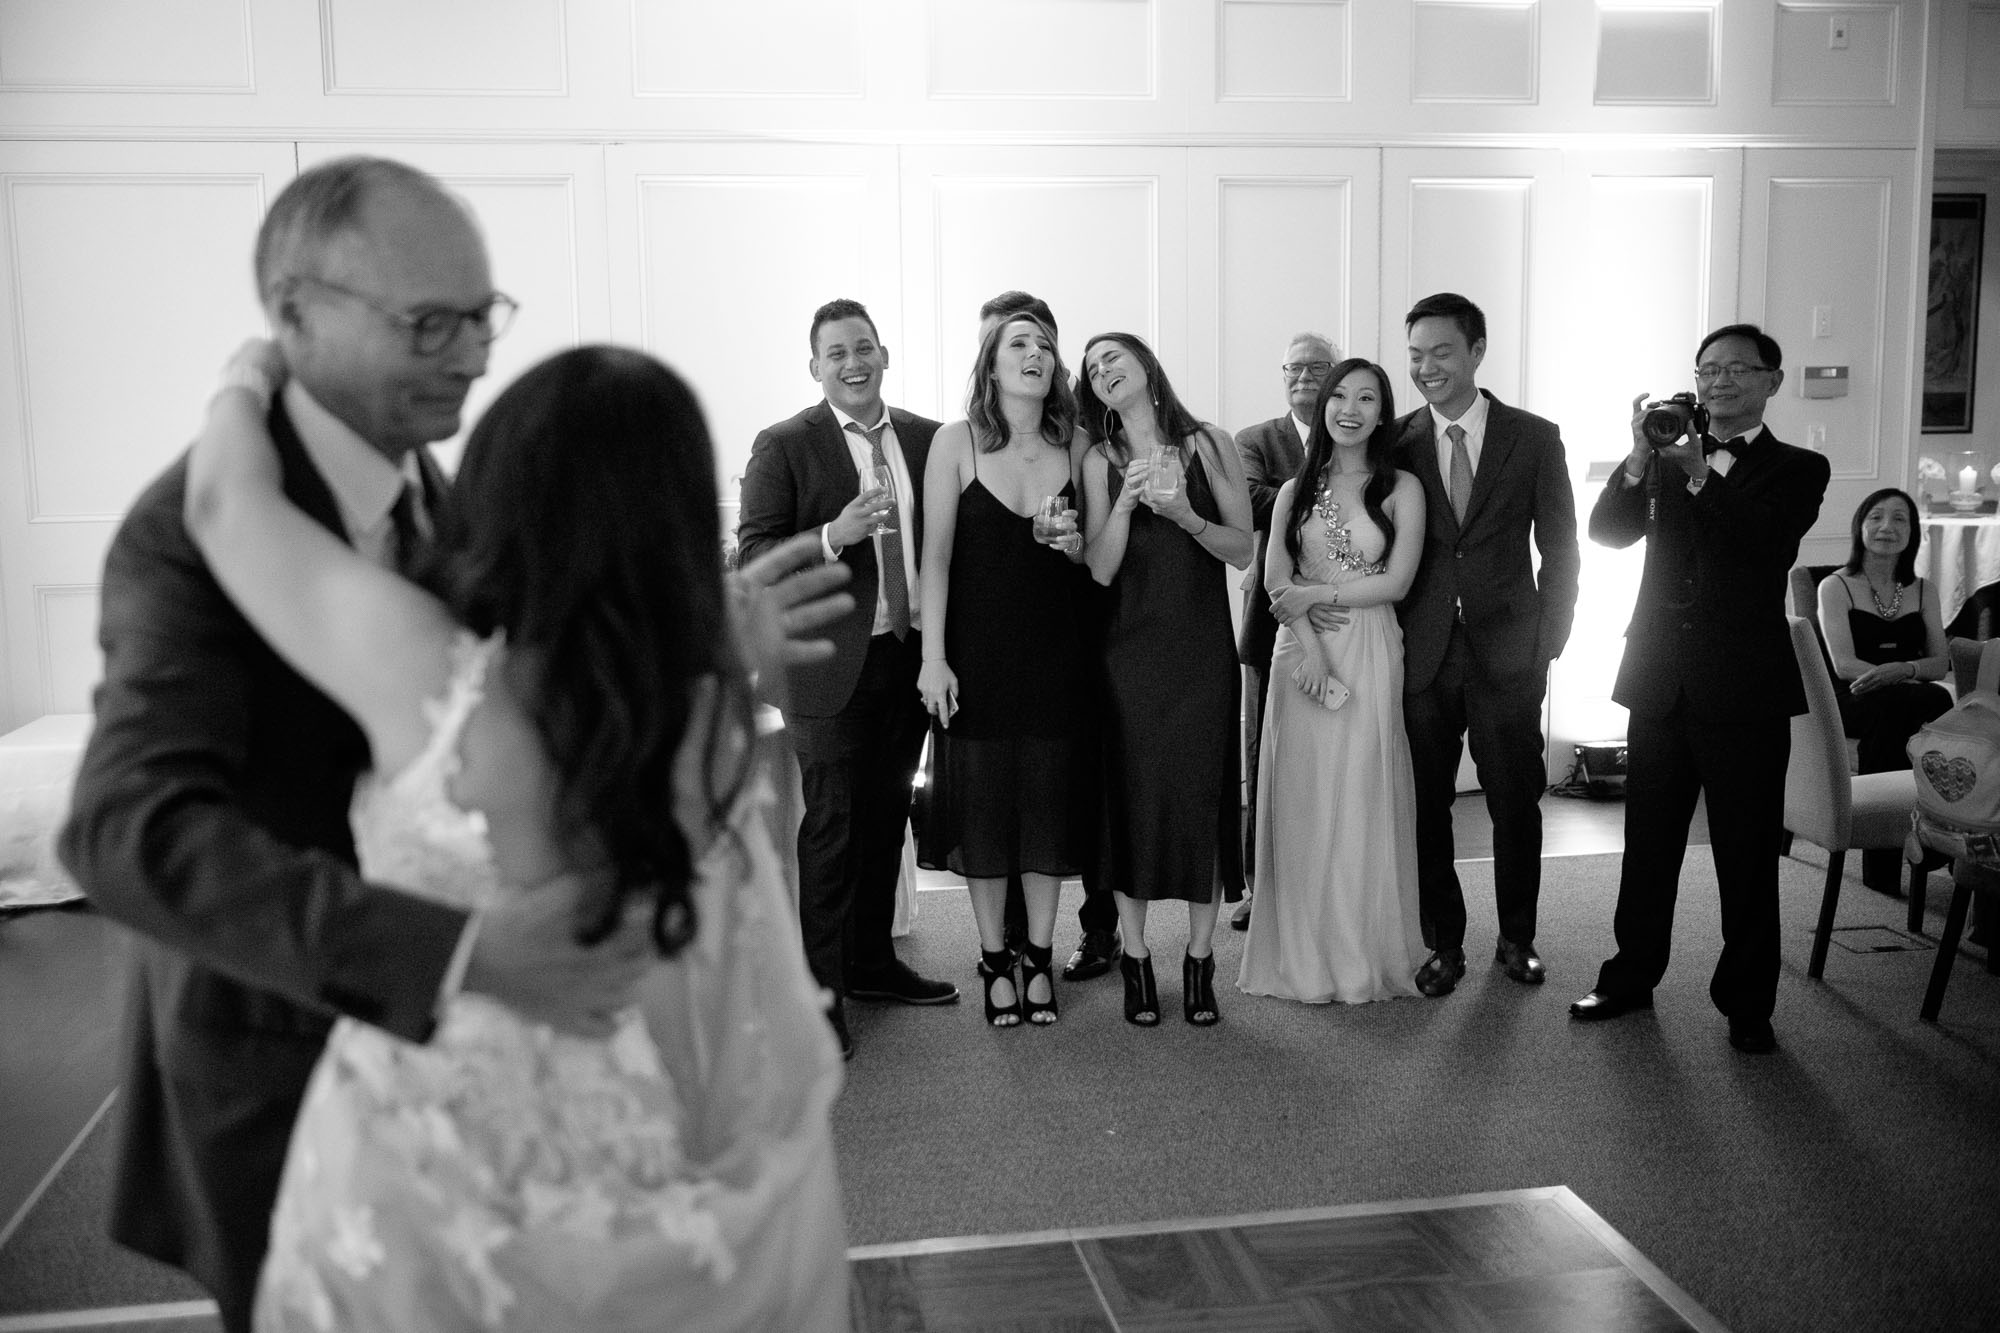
[1909, 691, 2000, 847]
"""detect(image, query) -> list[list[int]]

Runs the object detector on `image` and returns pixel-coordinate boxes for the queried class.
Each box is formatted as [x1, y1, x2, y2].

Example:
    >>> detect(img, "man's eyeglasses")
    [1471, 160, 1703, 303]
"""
[1282, 360, 1334, 380]
[293, 275, 519, 356]
[1693, 362, 1772, 382]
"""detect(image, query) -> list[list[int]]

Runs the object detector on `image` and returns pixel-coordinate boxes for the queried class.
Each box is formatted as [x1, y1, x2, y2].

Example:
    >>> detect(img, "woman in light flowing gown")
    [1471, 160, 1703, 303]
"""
[1238, 359, 1429, 1004]
[186, 343, 851, 1331]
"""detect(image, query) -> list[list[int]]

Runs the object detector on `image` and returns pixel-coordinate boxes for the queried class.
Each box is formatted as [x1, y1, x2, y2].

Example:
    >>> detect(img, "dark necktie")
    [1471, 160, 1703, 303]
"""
[846, 421, 911, 639]
[389, 481, 428, 577]
[1447, 422, 1473, 524]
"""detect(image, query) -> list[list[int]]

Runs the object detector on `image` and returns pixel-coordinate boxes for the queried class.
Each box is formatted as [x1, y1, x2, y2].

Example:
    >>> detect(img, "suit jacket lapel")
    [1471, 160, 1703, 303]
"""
[1462, 393, 1514, 529]
[1400, 412, 1449, 529]
[269, 398, 349, 541]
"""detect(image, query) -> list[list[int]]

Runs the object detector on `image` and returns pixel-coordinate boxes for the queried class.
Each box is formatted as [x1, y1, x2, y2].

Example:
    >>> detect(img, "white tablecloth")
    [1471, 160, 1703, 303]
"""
[1918, 516, 2000, 625]
[0, 713, 90, 910]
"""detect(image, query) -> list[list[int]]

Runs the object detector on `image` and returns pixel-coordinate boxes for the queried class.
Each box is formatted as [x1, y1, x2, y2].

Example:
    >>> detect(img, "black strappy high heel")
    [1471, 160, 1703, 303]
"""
[1121, 953, 1159, 1026]
[1184, 951, 1220, 1026]
[1019, 942, 1058, 1026]
[979, 948, 1022, 1028]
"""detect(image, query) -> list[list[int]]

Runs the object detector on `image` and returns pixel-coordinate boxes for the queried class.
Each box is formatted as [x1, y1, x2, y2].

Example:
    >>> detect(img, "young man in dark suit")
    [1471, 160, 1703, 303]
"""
[1231, 332, 1338, 931]
[1572, 324, 1830, 1054]
[58, 158, 652, 1333]
[1395, 293, 1581, 996]
[738, 298, 960, 1060]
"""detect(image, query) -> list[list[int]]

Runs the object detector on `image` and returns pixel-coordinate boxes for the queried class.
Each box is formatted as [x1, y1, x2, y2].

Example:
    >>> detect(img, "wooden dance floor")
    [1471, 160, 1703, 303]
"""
[848, 1187, 1724, 1333]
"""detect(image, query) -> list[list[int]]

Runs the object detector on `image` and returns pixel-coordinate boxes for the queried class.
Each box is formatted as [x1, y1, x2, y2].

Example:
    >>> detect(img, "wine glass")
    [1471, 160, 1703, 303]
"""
[1146, 445, 1183, 502]
[862, 464, 897, 535]
[1032, 495, 1067, 544]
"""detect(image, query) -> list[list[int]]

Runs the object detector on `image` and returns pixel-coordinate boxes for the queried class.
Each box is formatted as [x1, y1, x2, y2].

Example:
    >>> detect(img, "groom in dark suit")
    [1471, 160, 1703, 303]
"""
[1231, 331, 1337, 930]
[738, 298, 959, 1061]
[1395, 292, 1580, 996]
[1572, 324, 1829, 1054]
[59, 158, 650, 1333]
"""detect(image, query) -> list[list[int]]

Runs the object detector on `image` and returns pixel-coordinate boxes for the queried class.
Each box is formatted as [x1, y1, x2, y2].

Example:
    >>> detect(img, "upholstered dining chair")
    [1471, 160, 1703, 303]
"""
[1781, 616, 1926, 981]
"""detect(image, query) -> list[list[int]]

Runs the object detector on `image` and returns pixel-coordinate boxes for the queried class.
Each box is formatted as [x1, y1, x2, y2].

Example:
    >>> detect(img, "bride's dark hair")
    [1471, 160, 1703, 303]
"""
[435, 345, 752, 958]
[1284, 358, 1399, 568]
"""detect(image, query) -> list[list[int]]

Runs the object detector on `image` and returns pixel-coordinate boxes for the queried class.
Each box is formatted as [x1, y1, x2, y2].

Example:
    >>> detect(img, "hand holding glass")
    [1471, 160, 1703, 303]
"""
[1144, 446, 1183, 502]
[862, 465, 897, 535]
[1032, 495, 1069, 544]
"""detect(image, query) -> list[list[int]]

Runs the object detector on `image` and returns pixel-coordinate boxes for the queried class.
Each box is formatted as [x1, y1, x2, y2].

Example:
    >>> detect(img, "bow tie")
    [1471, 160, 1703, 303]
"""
[1703, 433, 1754, 458]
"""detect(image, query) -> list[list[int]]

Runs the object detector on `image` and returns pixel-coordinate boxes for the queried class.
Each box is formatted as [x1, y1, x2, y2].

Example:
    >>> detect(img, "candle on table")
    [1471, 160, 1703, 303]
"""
[1961, 465, 1979, 493]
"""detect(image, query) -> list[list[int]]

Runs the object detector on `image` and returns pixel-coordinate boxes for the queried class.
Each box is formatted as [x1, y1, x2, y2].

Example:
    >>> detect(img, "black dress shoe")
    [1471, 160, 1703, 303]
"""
[1568, 989, 1653, 1021]
[1062, 929, 1122, 981]
[827, 1006, 854, 1061]
[847, 960, 960, 1006]
[1229, 894, 1253, 932]
[1495, 936, 1546, 985]
[1728, 1016, 1777, 1054]
[1414, 947, 1466, 997]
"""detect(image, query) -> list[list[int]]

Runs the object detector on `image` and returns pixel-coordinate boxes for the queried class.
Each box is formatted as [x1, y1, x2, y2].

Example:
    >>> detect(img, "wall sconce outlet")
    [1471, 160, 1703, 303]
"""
[1829, 16, 1850, 49]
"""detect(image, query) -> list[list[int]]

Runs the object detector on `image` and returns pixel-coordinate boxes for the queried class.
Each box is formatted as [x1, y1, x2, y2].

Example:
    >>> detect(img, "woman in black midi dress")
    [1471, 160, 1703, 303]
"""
[1077, 332, 1254, 1029]
[918, 313, 1088, 1027]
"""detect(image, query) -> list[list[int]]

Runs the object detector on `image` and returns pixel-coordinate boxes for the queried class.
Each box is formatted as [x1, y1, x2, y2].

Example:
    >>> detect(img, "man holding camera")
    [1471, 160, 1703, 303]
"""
[1572, 323, 1829, 1054]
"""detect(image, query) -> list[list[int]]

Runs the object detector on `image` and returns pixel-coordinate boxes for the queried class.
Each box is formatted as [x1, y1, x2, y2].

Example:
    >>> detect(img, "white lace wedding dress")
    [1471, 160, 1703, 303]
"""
[254, 635, 850, 1332]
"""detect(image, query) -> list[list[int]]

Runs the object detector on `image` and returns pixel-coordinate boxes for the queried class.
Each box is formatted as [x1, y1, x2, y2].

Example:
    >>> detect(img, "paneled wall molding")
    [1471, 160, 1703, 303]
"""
[0, 126, 1935, 152]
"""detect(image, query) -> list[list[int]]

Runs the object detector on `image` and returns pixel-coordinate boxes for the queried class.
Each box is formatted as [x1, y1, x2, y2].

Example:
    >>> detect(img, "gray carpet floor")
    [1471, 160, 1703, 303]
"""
[5, 849, 1996, 1332]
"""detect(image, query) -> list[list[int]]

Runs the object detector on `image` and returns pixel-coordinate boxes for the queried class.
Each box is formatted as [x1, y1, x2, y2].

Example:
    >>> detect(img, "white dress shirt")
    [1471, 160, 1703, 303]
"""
[821, 402, 923, 634]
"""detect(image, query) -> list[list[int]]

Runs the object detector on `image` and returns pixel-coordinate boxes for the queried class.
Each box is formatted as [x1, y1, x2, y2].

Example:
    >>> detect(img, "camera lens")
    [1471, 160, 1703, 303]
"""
[1641, 407, 1687, 446]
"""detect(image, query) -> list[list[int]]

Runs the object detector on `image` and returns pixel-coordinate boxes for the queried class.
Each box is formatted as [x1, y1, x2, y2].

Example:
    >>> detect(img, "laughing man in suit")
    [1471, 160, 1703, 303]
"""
[738, 298, 961, 1061]
[1395, 292, 1580, 996]
[1231, 332, 1339, 932]
[1571, 324, 1829, 1054]
[57, 157, 654, 1333]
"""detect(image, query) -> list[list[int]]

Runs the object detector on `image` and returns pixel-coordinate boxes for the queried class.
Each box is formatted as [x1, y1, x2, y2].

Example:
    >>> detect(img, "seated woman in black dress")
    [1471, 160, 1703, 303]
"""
[917, 313, 1087, 1027]
[1816, 486, 1951, 892]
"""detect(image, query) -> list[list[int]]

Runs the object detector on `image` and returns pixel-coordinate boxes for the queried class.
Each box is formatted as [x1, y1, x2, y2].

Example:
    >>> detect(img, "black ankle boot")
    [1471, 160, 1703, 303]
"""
[1183, 951, 1219, 1026]
[1121, 953, 1158, 1026]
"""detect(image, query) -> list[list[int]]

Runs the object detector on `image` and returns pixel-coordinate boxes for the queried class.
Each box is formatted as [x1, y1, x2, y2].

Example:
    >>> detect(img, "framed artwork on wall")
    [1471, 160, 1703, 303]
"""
[1924, 193, 1985, 433]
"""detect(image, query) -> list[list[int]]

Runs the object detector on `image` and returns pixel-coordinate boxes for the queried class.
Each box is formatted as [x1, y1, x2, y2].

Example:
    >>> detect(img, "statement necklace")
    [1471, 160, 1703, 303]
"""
[1310, 474, 1380, 573]
[1867, 576, 1903, 620]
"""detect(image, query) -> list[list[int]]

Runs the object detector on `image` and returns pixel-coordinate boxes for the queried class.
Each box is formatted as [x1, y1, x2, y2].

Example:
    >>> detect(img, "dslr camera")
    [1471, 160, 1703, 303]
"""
[1641, 392, 1709, 448]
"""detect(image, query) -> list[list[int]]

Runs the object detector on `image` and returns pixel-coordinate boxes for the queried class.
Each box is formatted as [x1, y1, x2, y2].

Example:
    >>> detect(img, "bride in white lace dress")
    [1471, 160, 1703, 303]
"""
[185, 344, 851, 1331]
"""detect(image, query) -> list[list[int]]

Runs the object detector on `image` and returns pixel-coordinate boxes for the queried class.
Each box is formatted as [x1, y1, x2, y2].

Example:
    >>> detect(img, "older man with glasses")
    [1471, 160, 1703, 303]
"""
[60, 156, 652, 1333]
[1231, 332, 1340, 930]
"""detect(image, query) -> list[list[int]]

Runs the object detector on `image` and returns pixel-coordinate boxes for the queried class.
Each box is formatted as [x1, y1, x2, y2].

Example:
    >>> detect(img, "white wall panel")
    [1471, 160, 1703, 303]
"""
[631, 0, 864, 98]
[35, 586, 97, 714]
[1401, 180, 1533, 405]
[6, 175, 269, 518]
[1968, 4, 2000, 105]
[320, 0, 566, 95]
[1772, 3, 1897, 106]
[0, 0, 252, 92]
[898, 148, 1186, 427]
[1742, 150, 1916, 549]
[0, 141, 296, 730]
[1411, 2, 1538, 104]
[608, 145, 902, 493]
[1217, 0, 1349, 102]
[1206, 173, 1369, 433]
[927, 0, 1153, 98]
[1594, 5, 1716, 105]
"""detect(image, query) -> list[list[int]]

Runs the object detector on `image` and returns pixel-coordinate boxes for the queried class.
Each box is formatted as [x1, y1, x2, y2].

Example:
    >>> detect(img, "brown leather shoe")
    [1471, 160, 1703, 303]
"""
[1495, 936, 1546, 985]
[1414, 947, 1466, 997]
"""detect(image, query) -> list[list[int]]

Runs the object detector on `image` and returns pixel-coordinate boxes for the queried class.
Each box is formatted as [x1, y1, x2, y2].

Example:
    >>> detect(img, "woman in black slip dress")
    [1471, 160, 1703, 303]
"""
[917, 313, 1088, 1028]
[1077, 332, 1254, 1029]
[1817, 487, 1951, 893]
